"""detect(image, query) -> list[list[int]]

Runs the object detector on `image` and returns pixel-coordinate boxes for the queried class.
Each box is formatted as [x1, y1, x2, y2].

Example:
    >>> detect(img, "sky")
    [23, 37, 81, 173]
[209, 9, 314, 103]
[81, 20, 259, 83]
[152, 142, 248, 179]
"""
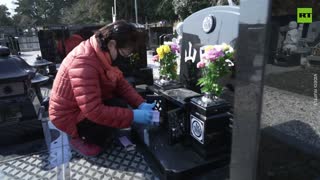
[1, 0, 17, 16]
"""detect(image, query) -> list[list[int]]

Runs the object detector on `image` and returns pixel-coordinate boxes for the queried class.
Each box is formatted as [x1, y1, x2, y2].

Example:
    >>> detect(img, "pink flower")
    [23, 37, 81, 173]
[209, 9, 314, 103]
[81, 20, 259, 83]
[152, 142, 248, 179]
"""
[197, 61, 206, 68]
[170, 44, 180, 53]
[204, 48, 224, 62]
[152, 55, 159, 62]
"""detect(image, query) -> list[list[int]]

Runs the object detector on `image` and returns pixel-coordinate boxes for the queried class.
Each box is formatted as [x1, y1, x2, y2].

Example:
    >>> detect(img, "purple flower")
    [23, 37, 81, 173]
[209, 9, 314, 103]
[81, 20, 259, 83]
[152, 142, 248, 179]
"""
[204, 48, 224, 62]
[170, 44, 180, 53]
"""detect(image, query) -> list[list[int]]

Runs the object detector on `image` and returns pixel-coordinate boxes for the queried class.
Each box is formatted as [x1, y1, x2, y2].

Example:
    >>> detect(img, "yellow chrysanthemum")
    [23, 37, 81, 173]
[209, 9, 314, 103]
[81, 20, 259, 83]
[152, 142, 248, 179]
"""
[157, 47, 164, 59]
[163, 45, 171, 54]
[156, 47, 162, 55]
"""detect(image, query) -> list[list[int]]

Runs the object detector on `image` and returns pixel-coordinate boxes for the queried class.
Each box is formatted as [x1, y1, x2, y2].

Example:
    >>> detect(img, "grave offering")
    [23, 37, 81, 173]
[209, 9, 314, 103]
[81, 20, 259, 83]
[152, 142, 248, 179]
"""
[153, 43, 183, 90]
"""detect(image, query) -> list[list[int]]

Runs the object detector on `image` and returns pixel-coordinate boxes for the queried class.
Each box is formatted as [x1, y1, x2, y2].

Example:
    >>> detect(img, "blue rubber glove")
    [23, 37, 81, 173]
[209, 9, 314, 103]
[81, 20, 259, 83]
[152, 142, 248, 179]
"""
[138, 102, 156, 111]
[133, 110, 152, 124]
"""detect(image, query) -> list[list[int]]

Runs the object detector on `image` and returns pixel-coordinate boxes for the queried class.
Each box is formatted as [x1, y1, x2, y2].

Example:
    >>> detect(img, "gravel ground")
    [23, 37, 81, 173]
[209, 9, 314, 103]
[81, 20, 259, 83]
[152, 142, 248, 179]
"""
[262, 85, 320, 149]
[260, 65, 320, 179]
[265, 67, 319, 97]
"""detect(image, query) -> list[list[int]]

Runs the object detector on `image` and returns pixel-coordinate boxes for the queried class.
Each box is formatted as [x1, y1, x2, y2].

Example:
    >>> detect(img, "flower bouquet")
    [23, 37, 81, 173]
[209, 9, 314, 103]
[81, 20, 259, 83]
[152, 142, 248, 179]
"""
[153, 44, 180, 82]
[196, 43, 234, 99]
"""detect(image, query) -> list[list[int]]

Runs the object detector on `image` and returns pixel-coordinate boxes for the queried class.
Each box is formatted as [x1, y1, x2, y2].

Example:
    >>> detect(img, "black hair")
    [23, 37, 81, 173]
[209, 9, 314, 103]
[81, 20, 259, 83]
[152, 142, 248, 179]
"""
[95, 20, 137, 51]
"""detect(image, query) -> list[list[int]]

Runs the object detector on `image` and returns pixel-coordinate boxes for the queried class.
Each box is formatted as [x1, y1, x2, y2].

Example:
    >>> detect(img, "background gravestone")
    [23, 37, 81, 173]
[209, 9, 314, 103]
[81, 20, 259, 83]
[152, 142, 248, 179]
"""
[38, 28, 66, 63]
[147, 26, 173, 49]
[180, 6, 240, 92]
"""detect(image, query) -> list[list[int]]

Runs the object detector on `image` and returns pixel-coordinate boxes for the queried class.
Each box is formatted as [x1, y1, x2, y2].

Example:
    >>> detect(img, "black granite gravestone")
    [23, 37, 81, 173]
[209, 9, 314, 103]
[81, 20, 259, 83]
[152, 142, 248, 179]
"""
[180, 6, 239, 91]
[133, 6, 240, 180]
[147, 27, 173, 49]
[180, 6, 239, 159]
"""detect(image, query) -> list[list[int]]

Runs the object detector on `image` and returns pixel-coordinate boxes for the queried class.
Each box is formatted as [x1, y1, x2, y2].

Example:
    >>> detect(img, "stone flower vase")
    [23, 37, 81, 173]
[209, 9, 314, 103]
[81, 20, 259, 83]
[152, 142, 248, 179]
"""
[201, 92, 218, 103]
[159, 75, 172, 86]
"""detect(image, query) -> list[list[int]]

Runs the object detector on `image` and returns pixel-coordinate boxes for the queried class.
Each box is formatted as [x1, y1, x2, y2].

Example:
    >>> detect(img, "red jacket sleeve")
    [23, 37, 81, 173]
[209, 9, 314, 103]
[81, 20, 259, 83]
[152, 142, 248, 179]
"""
[68, 61, 133, 128]
[115, 76, 145, 108]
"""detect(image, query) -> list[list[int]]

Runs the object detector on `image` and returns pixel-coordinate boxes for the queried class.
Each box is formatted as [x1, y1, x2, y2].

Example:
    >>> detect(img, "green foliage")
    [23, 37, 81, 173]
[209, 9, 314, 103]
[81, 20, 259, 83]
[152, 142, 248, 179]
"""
[196, 59, 231, 96]
[172, 0, 212, 20]
[172, 0, 239, 20]
[13, 0, 78, 25]
[61, 0, 176, 25]
[196, 44, 234, 96]
[113, 0, 177, 24]
[62, 0, 111, 24]
[12, 14, 32, 26]
[155, 0, 178, 22]
[0, 5, 13, 26]
[159, 51, 178, 80]
[10, 0, 240, 26]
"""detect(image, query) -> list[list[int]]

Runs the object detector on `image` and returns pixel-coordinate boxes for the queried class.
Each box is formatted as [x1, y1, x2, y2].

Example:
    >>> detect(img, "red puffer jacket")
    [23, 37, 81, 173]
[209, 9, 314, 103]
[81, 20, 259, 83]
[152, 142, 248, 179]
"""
[49, 36, 144, 137]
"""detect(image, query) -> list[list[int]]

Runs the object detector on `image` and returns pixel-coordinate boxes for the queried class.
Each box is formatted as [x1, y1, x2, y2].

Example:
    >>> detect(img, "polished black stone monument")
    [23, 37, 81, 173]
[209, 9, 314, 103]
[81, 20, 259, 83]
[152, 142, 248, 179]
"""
[189, 96, 232, 158]
[179, 4, 239, 159]
[132, 6, 240, 179]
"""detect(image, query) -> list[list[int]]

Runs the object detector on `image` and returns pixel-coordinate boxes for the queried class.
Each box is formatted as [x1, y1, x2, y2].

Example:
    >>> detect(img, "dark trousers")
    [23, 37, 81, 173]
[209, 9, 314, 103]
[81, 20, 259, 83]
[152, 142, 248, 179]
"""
[76, 98, 128, 147]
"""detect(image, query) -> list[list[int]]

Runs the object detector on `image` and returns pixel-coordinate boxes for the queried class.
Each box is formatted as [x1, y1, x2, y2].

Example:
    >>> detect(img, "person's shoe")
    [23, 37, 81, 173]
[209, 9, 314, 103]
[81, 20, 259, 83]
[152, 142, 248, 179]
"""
[70, 138, 102, 157]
